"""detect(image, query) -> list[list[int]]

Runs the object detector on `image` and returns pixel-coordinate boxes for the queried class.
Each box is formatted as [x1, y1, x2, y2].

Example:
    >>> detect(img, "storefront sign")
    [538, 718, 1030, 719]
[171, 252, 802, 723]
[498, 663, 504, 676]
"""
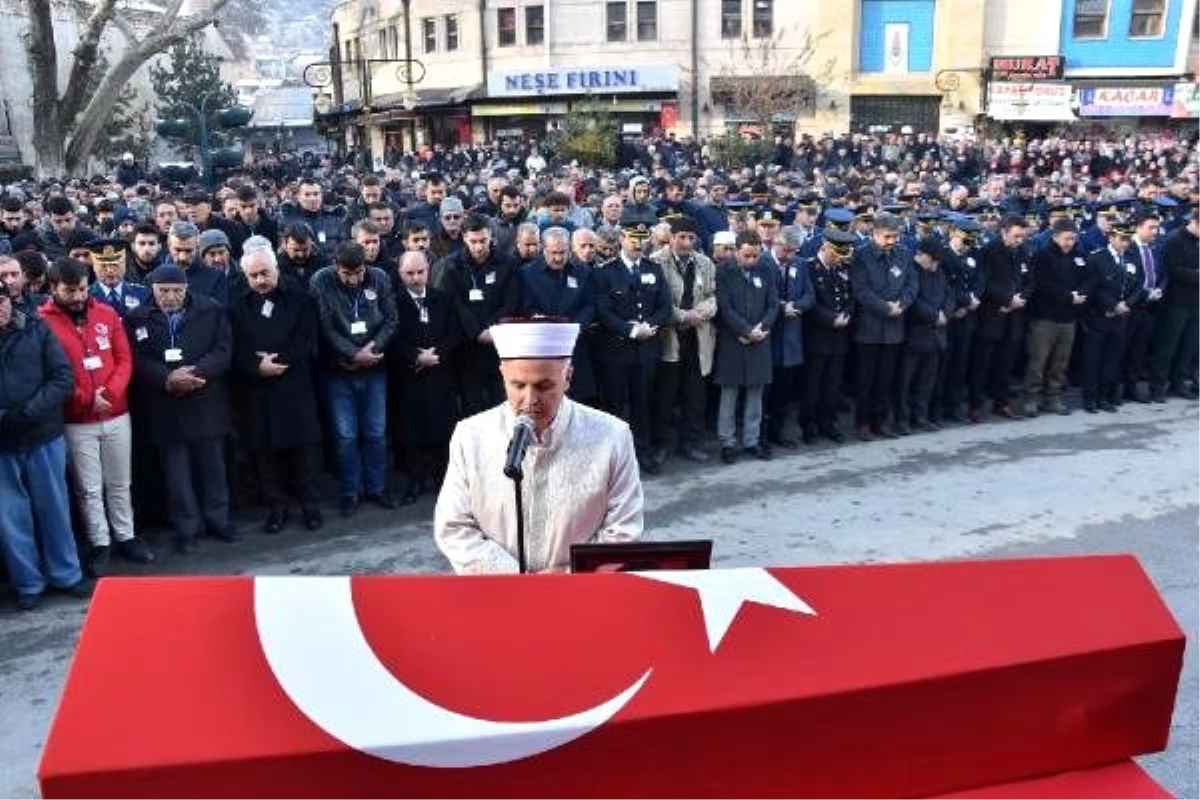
[1078, 86, 1174, 117]
[1170, 83, 1198, 118]
[487, 65, 679, 98]
[471, 102, 568, 117]
[988, 55, 1066, 82]
[986, 82, 1075, 121]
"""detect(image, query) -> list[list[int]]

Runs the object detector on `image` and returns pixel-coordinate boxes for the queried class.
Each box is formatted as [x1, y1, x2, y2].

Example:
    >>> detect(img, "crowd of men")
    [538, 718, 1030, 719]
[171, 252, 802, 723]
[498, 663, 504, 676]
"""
[0, 129, 1196, 610]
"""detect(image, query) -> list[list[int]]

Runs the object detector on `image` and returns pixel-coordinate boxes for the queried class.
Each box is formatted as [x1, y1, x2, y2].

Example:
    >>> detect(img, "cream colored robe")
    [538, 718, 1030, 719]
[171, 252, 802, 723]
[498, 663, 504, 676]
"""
[434, 399, 643, 574]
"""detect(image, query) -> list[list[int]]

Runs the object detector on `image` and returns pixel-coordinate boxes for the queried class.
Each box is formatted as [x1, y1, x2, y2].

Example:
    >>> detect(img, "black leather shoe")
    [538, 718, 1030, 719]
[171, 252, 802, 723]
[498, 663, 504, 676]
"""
[173, 536, 197, 555]
[894, 423, 911, 436]
[801, 424, 819, 445]
[209, 526, 242, 543]
[822, 425, 846, 443]
[872, 424, 897, 439]
[651, 447, 669, 467]
[1099, 400, 1118, 413]
[263, 508, 289, 534]
[115, 536, 155, 564]
[748, 443, 773, 461]
[85, 545, 111, 578]
[768, 435, 798, 449]
[720, 446, 738, 465]
[677, 446, 710, 463]
[364, 491, 398, 510]
[401, 481, 421, 505]
[1084, 400, 1099, 414]
[16, 593, 40, 612]
[339, 495, 359, 517]
[639, 457, 661, 476]
[303, 508, 324, 531]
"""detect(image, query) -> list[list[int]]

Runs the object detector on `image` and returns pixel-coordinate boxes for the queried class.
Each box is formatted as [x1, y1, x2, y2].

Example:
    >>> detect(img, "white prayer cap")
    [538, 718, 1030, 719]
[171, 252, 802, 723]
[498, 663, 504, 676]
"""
[713, 231, 736, 246]
[491, 320, 580, 360]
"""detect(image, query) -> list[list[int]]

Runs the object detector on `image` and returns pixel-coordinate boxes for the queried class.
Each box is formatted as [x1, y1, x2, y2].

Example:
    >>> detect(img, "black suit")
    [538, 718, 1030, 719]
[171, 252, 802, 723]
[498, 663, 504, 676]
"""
[1121, 239, 1165, 393]
[229, 279, 322, 513]
[969, 238, 1032, 410]
[388, 286, 461, 491]
[1080, 247, 1139, 405]
[433, 250, 521, 416]
[592, 255, 672, 459]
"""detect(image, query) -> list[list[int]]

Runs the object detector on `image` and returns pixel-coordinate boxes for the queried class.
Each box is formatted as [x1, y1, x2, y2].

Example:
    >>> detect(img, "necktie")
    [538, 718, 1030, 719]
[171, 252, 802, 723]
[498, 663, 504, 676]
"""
[1141, 245, 1155, 288]
[108, 289, 119, 305]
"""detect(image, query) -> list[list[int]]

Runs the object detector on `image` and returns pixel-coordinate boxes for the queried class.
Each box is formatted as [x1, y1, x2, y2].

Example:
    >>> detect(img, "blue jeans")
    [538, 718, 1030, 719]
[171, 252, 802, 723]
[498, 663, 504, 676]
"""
[0, 437, 83, 598]
[325, 370, 388, 498]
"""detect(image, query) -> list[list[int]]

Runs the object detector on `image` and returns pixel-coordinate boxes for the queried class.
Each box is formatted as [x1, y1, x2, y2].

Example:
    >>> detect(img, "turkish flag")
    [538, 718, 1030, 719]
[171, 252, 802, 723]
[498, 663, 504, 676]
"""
[938, 759, 1171, 798]
[39, 555, 1183, 798]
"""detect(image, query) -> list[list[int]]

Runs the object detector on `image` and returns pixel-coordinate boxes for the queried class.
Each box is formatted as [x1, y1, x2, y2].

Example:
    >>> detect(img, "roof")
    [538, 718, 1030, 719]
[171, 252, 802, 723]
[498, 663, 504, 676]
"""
[247, 86, 317, 129]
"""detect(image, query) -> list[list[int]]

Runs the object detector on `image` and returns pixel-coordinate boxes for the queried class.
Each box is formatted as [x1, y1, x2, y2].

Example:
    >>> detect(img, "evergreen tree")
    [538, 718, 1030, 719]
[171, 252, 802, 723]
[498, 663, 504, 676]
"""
[545, 95, 619, 169]
[148, 40, 238, 155]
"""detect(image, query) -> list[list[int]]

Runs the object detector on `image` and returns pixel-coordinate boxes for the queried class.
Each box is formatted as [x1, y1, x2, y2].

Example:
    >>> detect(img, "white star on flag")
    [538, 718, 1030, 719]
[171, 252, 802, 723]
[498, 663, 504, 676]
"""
[634, 568, 817, 653]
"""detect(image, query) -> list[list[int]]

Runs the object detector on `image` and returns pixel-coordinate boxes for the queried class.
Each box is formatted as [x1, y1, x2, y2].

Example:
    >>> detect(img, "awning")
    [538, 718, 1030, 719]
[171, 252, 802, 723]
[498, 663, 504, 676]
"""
[986, 82, 1076, 122]
[372, 83, 485, 111]
[471, 102, 569, 117]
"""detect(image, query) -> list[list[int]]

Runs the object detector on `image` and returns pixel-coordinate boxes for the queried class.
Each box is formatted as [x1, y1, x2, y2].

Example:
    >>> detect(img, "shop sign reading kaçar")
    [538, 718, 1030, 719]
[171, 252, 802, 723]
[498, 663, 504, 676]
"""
[1078, 86, 1175, 117]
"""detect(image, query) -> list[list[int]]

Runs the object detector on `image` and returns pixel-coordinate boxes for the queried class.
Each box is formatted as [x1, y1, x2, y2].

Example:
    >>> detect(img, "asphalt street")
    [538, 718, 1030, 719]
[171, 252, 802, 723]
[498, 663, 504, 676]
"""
[1, 399, 1196, 797]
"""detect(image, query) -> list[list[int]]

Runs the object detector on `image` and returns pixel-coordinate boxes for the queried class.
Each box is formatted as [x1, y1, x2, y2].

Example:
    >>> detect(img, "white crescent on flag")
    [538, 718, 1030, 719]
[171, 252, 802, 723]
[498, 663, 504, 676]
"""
[254, 576, 652, 769]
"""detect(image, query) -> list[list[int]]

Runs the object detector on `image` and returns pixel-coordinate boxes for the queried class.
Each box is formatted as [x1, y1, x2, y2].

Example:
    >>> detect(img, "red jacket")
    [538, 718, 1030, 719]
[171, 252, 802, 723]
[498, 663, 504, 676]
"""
[38, 297, 132, 423]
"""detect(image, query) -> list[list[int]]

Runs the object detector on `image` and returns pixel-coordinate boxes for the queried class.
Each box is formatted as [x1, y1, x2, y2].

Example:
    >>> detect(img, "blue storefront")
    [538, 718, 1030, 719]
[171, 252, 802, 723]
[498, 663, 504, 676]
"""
[1059, 0, 1194, 132]
[852, 0, 943, 133]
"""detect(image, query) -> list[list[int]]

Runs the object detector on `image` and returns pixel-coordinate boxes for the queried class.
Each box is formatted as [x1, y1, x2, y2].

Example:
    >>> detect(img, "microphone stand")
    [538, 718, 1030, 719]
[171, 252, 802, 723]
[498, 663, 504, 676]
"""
[508, 468, 527, 574]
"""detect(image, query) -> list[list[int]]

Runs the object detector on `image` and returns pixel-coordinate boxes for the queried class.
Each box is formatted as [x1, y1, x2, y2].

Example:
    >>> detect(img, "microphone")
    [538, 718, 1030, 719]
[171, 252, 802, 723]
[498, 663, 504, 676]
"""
[503, 415, 536, 480]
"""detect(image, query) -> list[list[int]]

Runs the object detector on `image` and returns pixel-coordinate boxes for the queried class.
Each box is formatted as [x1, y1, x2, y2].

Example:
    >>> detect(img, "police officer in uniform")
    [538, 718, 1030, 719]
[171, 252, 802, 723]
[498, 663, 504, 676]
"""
[801, 230, 856, 443]
[592, 220, 672, 474]
[935, 216, 983, 422]
[1080, 223, 1139, 413]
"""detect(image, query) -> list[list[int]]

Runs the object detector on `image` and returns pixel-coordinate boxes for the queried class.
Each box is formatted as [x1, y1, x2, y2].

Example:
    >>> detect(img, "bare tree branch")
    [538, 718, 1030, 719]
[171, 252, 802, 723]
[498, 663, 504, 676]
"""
[60, 0, 120, 125]
[65, 0, 234, 172]
[160, 0, 187, 22]
[108, 12, 138, 43]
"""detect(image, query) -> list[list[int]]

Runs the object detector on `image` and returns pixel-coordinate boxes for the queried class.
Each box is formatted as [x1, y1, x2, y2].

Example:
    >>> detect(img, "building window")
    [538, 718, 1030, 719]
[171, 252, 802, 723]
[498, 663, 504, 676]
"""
[498, 7, 517, 46]
[606, 2, 627, 41]
[446, 14, 459, 50]
[636, 1, 657, 40]
[752, 0, 772, 37]
[1072, 0, 1110, 38]
[721, 0, 741, 38]
[377, 29, 388, 57]
[343, 39, 352, 63]
[388, 24, 399, 58]
[526, 5, 545, 45]
[1129, 0, 1166, 36]
[422, 17, 437, 53]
